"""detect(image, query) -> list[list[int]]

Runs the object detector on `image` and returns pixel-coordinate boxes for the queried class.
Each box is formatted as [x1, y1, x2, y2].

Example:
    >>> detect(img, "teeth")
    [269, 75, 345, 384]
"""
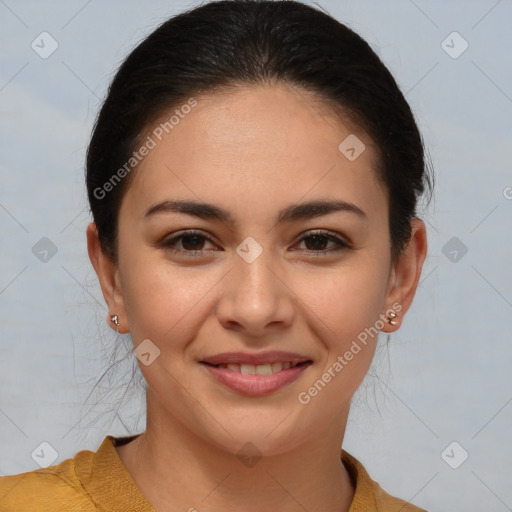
[215, 362, 302, 374]
[271, 362, 283, 373]
[240, 364, 255, 375]
[256, 364, 273, 376]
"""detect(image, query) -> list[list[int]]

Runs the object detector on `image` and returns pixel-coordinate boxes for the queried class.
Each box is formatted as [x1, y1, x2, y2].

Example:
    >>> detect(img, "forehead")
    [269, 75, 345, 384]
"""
[121, 83, 387, 224]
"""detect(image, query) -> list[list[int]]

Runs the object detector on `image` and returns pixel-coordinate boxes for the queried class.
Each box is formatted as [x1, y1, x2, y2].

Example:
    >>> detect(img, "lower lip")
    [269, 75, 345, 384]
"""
[200, 362, 311, 396]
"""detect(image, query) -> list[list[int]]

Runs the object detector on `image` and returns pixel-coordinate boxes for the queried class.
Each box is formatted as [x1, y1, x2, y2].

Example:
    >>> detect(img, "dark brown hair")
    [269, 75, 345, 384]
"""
[86, 0, 433, 265]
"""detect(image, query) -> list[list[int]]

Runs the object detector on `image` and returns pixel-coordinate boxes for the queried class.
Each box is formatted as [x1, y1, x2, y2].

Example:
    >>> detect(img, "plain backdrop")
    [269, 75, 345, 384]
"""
[1, 1, 512, 510]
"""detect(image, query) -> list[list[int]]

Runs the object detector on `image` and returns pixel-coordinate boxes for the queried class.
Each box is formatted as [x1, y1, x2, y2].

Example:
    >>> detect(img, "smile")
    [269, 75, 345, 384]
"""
[203, 361, 308, 375]
[199, 352, 313, 396]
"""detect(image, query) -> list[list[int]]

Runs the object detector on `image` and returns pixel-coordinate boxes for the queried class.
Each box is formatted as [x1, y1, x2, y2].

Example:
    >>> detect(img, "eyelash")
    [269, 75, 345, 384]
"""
[159, 229, 351, 257]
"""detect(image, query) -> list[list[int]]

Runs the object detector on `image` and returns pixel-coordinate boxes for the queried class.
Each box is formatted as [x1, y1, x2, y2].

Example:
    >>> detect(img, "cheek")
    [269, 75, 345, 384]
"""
[121, 243, 389, 349]
[119, 251, 223, 345]
[294, 257, 388, 343]
[292, 263, 387, 416]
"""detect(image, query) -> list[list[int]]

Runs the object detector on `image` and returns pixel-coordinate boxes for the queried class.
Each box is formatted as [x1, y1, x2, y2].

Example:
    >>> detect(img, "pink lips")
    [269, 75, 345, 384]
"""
[199, 351, 312, 396]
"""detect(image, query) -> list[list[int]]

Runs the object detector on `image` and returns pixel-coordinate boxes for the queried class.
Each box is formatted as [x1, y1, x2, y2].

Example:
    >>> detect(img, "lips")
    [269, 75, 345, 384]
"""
[208, 361, 305, 375]
[199, 351, 313, 396]
[200, 350, 311, 366]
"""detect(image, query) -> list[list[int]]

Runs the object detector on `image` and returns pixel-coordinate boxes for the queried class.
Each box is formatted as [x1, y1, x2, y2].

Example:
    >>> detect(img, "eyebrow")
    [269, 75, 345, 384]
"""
[144, 199, 367, 224]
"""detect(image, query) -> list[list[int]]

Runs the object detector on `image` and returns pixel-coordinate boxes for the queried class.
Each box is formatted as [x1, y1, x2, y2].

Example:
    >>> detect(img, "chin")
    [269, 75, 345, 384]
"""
[202, 414, 313, 459]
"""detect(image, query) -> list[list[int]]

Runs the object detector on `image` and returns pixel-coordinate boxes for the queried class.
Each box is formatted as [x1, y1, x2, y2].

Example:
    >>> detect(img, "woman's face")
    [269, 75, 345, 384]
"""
[92, 83, 424, 456]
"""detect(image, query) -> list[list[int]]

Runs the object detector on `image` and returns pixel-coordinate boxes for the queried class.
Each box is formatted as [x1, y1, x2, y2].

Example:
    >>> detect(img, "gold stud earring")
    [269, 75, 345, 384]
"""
[387, 311, 398, 326]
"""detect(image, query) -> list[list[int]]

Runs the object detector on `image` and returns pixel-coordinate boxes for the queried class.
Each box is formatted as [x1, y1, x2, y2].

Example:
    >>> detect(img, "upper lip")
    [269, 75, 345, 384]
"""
[200, 350, 312, 366]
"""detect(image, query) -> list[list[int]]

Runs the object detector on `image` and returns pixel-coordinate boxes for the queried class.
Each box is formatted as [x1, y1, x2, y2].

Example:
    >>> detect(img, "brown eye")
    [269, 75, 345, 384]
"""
[160, 230, 217, 255]
[303, 234, 329, 251]
[295, 231, 351, 255]
[179, 234, 206, 251]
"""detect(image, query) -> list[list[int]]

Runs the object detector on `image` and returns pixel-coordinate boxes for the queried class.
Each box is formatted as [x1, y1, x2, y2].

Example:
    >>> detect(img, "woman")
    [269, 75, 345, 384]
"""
[0, 0, 432, 510]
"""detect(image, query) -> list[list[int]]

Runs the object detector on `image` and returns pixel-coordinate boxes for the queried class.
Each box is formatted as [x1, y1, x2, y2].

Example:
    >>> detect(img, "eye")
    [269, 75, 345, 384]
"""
[159, 229, 351, 257]
[159, 230, 218, 255]
[293, 230, 351, 256]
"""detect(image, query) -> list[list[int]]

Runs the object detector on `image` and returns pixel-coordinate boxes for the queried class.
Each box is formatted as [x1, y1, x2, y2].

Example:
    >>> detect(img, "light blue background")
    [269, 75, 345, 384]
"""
[1, 1, 511, 510]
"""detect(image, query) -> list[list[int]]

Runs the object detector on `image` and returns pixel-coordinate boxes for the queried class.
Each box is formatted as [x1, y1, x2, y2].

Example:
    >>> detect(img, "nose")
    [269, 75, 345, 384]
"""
[215, 246, 295, 337]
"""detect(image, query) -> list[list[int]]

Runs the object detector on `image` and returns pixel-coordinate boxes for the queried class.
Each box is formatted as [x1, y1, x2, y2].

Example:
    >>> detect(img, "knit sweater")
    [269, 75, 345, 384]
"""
[0, 434, 427, 511]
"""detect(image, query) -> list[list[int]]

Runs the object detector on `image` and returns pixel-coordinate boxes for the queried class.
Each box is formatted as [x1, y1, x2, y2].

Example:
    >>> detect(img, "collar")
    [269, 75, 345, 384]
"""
[76, 434, 387, 511]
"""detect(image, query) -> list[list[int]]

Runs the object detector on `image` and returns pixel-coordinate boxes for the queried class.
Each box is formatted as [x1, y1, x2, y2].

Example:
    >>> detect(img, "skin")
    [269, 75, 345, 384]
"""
[87, 82, 427, 512]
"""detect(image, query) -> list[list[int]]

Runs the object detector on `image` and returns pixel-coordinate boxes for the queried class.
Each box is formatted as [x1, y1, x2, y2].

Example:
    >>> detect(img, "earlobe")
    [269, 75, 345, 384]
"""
[86, 222, 130, 334]
[381, 217, 428, 333]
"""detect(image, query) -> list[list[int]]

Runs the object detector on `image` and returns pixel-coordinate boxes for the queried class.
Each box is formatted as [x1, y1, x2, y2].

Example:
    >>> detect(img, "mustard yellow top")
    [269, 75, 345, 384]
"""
[0, 434, 427, 511]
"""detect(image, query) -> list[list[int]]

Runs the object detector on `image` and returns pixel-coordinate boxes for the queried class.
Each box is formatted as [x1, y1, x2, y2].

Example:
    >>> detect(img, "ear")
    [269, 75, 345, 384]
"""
[86, 221, 130, 334]
[381, 217, 428, 333]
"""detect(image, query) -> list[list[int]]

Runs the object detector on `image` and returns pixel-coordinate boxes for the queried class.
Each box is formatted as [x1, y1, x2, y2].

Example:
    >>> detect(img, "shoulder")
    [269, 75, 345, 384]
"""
[341, 449, 428, 512]
[0, 446, 98, 512]
[372, 481, 428, 512]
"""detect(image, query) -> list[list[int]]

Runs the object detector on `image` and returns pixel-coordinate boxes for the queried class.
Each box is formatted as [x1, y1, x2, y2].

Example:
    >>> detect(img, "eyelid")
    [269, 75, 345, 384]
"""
[296, 229, 352, 248]
[291, 229, 352, 255]
[158, 229, 220, 252]
[159, 228, 352, 255]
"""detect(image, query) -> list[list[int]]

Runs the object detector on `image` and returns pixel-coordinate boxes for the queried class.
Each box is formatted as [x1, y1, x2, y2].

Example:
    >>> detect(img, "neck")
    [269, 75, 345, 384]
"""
[116, 392, 355, 512]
